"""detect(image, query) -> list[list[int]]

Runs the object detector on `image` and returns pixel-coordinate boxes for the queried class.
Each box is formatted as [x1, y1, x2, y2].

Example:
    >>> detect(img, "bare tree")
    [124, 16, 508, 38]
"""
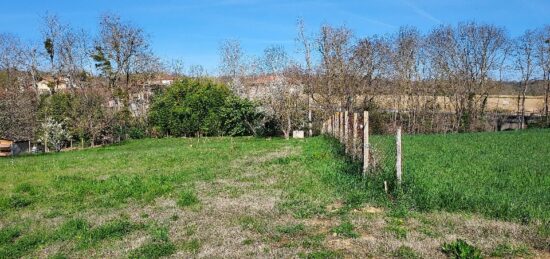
[316, 25, 355, 111]
[0, 34, 38, 141]
[535, 25, 550, 126]
[188, 64, 207, 79]
[41, 14, 63, 76]
[219, 39, 246, 95]
[514, 30, 537, 129]
[0, 33, 26, 80]
[168, 58, 185, 77]
[425, 23, 508, 131]
[390, 26, 423, 130]
[261, 45, 305, 139]
[296, 18, 314, 136]
[93, 14, 150, 94]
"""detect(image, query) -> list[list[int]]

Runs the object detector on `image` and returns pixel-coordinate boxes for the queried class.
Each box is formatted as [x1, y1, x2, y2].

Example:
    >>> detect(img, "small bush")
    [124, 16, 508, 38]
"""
[128, 126, 146, 139]
[441, 239, 482, 259]
[177, 190, 199, 207]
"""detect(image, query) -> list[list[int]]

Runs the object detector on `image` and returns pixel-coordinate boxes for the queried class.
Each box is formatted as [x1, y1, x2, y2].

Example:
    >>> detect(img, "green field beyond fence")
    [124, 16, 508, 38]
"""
[370, 129, 550, 222]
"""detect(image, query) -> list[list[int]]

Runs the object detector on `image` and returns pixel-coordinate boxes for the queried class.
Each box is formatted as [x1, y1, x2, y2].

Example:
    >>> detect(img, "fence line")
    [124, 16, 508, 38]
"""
[323, 110, 370, 175]
[322, 110, 403, 184]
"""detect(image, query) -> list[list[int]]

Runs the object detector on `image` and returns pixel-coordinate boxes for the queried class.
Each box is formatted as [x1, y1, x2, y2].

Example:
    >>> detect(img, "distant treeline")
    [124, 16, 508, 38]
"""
[0, 14, 549, 151]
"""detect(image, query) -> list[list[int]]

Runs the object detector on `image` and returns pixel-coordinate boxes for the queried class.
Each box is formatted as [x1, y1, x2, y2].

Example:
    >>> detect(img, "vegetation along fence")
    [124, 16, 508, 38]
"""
[321, 111, 403, 190]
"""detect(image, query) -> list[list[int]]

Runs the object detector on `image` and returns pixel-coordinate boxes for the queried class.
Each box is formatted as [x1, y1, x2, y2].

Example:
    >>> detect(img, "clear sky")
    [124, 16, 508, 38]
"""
[0, 0, 548, 73]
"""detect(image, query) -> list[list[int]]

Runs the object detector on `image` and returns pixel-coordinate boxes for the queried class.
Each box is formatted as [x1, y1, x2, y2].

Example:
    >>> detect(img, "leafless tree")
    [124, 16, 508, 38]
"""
[219, 39, 246, 95]
[315, 25, 355, 111]
[535, 25, 550, 126]
[167, 58, 185, 77]
[188, 64, 207, 79]
[425, 23, 508, 131]
[514, 29, 537, 128]
[93, 14, 150, 93]
[261, 45, 305, 139]
[0, 34, 38, 141]
[41, 14, 63, 75]
[390, 26, 423, 130]
[296, 18, 314, 136]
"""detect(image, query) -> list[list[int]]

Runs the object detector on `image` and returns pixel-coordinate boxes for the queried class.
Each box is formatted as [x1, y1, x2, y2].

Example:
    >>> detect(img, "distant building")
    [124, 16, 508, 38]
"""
[0, 139, 31, 157]
[35, 76, 70, 94]
[146, 74, 176, 86]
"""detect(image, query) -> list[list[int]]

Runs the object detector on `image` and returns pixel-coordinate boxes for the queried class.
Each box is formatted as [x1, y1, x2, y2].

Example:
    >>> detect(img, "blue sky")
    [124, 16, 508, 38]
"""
[0, 0, 548, 73]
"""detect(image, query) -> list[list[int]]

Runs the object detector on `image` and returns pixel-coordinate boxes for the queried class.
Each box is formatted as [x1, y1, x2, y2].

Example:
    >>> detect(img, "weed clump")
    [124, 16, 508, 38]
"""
[128, 226, 176, 259]
[331, 221, 359, 238]
[177, 190, 199, 207]
[441, 239, 482, 259]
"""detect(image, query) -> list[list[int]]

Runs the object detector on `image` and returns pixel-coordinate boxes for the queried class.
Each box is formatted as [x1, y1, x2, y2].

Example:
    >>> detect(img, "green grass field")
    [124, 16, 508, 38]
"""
[0, 132, 548, 258]
[370, 129, 550, 223]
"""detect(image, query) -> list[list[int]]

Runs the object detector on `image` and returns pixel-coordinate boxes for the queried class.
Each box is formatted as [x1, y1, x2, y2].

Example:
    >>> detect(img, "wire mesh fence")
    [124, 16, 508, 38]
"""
[322, 110, 402, 192]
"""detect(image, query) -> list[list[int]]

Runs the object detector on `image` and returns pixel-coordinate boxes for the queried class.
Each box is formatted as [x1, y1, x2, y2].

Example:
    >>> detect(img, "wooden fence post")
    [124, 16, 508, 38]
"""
[362, 111, 369, 177]
[339, 112, 343, 142]
[396, 126, 402, 186]
[327, 116, 332, 135]
[331, 114, 335, 136]
[336, 112, 340, 140]
[334, 113, 337, 137]
[353, 113, 358, 159]
[344, 111, 349, 154]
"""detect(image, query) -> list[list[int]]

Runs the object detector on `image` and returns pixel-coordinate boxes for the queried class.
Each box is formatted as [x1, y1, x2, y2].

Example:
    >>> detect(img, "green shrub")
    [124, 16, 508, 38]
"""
[219, 95, 263, 136]
[149, 78, 267, 137]
[441, 239, 482, 259]
[128, 126, 146, 139]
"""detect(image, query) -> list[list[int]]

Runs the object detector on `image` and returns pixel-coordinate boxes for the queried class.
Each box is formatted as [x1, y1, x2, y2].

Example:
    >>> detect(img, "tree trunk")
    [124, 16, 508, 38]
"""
[285, 113, 291, 140]
[520, 81, 528, 129]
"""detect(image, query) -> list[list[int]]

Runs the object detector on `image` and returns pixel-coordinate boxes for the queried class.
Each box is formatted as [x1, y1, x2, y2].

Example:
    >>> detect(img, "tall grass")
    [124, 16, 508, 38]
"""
[370, 129, 550, 222]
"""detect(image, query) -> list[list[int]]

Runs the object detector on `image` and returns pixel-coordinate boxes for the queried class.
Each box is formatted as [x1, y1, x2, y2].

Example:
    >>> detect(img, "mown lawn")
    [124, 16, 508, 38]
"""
[0, 134, 548, 258]
[370, 129, 550, 223]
